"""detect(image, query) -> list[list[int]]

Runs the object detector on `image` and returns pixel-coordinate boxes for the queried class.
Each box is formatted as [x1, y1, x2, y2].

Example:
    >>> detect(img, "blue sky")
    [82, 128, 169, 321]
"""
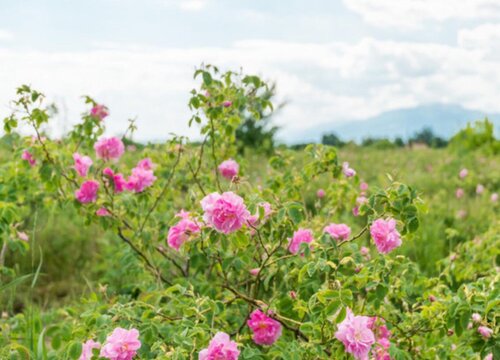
[1, 0, 500, 141]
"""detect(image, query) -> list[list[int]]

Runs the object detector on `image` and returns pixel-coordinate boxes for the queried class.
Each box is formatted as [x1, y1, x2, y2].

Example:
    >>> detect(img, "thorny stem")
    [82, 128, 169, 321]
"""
[117, 228, 172, 286]
[209, 118, 222, 192]
[138, 142, 183, 234]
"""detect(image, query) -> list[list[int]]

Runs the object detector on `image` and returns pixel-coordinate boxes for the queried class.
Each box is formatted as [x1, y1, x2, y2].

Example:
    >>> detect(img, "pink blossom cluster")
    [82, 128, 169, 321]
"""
[247, 201, 272, 230]
[94, 137, 125, 161]
[353, 194, 368, 217]
[370, 218, 402, 254]
[478, 326, 493, 339]
[323, 223, 351, 241]
[247, 309, 282, 345]
[75, 180, 99, 204]
[218, 159, 239, 180]
[103, 167, 127, 193]
[368, 317, 392, 360]
[21, 150, 36, 166]
[335, 308, 375, 360]
[125, 159, 157, 193]
[167, 210, 201, 250]
[79, 327, 141, 360]
[73, 153, 93, 177]
[342, 162, 356, 177]
[96, 207, 111, 217]
[100, 328, 141, 360]
[335, 309, 393, 360]
[201, 192, 250, 234]
[17, 231, 29, 242]
[79, 339, 100, 360]
[199, 332, 240, 360]
[75, 158, 156, 204]
[90, 104, 109, 121]
[288, 228, 314, 254]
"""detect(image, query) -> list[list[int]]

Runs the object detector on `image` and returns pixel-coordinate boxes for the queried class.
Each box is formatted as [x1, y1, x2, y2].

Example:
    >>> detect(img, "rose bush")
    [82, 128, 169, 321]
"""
[0, 66, 498, 359]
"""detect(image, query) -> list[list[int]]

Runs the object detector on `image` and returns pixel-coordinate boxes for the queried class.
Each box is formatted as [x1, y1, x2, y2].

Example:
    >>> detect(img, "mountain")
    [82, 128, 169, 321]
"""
[289, 103, 500, 143]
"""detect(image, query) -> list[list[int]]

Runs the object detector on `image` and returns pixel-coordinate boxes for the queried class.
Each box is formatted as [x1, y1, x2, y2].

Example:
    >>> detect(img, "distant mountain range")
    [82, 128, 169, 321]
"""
[287, 104, 500, 143]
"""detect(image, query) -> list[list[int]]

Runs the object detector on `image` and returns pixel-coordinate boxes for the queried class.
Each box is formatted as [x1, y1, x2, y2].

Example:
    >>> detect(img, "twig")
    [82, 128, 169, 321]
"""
[209, 119, 222, 192]
[117, 228, 172, 286]
[138, 143, 183, 234]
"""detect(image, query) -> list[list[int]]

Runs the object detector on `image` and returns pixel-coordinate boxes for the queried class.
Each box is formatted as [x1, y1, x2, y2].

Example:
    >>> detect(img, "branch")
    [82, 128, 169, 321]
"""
[209, 118, 222, 192]
[138, 143, 183, 234]
[117, 228, 172, 286]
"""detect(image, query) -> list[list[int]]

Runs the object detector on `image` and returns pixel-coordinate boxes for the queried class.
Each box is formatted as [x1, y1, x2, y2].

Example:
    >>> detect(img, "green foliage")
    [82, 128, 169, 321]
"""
[449, 119, 500, 154]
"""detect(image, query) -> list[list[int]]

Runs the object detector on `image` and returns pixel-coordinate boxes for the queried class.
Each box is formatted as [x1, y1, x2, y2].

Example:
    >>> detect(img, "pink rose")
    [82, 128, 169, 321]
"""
[456, 188, 464, 199]
[96, 207, 111, 217]
[342, 162, 356, 178]
[126, 166, 156, 193]
[199, 332, 239, 360]
[200, 192, 250, 234]
[459, 168, 468, 179]
[247, 202, 272, 231]
[136, 158, 154, 170]
[222, 100, 233, 108]
[100, 328, 141, 360]
[167, 215, 201, 250]
[323, 223, 351, 241]
[352, 207, 360, 217]
[79, 339, 101, 360]
[73, 153, 93, 177]
[289, 291, 297, 299]
[360, 246, 370, 256]
[90, 104, 109, 121]
[21, 150, 36, 166]
[218, 159, 239, 180]
[17, 231, 29, 242]
[356, 195, 368, 205]
[75, 180, 99, 204]
[249, 268, 260, 276]
[478, 326, 493, 339]
[335, 308, 375, 360]
[288, 228, 314, 254]
[103, 168, 127, 193]
[317, 189, 326, 198]
[360, 182, 369, 191]
[472, 313, 482, 323]
[175, 209, 191, 219]
[370, 218, 402, 254]
[247, 309, 282, 345]
[94, 137, 125, 161]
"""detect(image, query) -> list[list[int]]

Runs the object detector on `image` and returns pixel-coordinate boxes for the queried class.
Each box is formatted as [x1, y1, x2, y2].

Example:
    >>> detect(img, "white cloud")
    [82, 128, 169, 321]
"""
[1, 34, 499, 142]
[0, 29, 13, 41]
[178, 0, 208, 11]
[343, 0, 500, 27]
[156, 0, 208, 11]
[458, 23, 500, 59]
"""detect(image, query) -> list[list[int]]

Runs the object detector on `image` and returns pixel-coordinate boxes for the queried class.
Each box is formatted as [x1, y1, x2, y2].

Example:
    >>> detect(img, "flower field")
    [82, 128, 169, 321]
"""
[0, 66, 498, 359]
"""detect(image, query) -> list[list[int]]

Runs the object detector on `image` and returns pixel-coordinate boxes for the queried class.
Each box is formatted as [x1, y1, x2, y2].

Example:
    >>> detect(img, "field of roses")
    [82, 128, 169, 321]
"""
[0, 65, 498, 360]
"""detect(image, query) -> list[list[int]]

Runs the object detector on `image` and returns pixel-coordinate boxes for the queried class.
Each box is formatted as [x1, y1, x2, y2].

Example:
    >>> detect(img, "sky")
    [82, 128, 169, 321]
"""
[1, 0, 500, 142]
